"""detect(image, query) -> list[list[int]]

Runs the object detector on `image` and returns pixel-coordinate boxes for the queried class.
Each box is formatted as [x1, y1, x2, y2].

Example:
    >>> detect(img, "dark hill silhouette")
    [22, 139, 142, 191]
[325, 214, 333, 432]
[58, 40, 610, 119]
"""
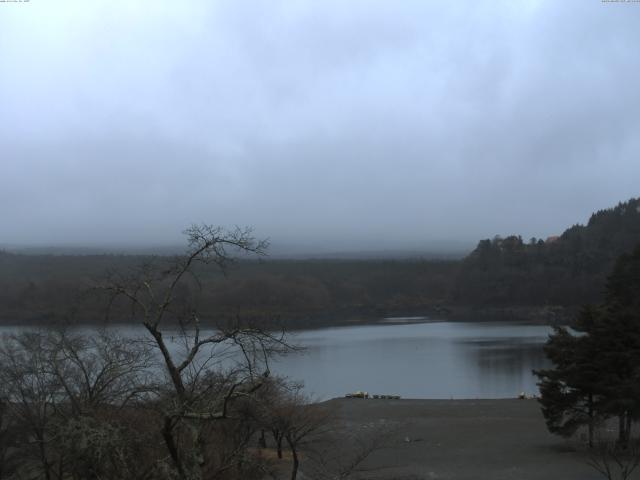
[454, 197, 640, 306]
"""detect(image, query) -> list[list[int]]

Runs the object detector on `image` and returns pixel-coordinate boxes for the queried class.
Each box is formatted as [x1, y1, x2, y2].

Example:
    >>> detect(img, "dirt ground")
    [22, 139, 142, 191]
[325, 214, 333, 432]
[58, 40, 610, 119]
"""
[302, 398, 623, 480]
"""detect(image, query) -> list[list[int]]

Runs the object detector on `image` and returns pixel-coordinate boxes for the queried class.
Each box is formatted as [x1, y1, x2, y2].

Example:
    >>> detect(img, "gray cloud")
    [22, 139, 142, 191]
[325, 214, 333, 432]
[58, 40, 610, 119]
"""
[1, 0, 639, 252]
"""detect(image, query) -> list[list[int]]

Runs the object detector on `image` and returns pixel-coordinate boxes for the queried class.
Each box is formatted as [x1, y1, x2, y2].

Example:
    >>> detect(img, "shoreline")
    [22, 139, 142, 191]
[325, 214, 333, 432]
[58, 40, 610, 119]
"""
[0, 304, 571, 331]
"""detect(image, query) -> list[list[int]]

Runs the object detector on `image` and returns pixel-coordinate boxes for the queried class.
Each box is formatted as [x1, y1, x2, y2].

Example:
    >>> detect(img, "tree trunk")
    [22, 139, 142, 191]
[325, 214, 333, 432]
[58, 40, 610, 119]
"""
[618, 414, 625, 446]
[588, 394, 594, 448]
[273, 431, 283, 459]
[38, 436, 51, 480]
[162, 416, 186, 479]
[618, 412, 630, 449]
[146, 326, 185, 397]
[287, 436, 299, 480]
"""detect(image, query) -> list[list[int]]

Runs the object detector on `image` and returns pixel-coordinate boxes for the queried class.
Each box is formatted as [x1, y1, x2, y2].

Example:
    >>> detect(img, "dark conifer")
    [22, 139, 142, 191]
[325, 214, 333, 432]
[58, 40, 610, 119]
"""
[536, 245, 640, 448]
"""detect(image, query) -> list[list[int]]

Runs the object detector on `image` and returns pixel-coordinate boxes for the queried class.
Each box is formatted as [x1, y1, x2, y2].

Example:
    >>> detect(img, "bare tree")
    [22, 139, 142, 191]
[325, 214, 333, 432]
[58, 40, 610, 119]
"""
[251, 376, 298, 459]
[250, 378, 396, 480]
[0, 332, 63, 480]
[0, 329, 158, 480]
[258, 385, 329, 480]
[304, 422, 400, 480]
[0, 396, 15, 479]
[45, 329, 155, 415]
[586, 439, 640, 480]
[99, 225, 293, 480]
[0, 226, 295, 480]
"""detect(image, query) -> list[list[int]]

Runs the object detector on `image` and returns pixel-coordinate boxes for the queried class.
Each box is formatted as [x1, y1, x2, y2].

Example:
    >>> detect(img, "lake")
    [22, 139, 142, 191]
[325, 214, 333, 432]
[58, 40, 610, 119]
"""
[272, 321, 553, 400]
[0, 320, 553, 400]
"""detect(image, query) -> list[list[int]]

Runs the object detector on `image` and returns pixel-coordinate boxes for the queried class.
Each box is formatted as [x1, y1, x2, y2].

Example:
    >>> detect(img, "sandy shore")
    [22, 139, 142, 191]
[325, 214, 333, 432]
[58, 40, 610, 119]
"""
[316, 398, 606, 480]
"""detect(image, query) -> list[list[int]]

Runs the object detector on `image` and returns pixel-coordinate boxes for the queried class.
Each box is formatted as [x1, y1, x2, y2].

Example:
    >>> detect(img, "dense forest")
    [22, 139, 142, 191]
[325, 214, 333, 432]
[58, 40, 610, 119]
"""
[1, 198, 639, 327]
[0, 253, 458, 327]
[455, 198, 640, 307]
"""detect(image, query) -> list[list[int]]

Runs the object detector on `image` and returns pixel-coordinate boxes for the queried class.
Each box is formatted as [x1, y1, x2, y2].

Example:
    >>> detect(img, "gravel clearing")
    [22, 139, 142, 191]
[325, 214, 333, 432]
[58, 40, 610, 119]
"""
[317, 398, 610, 480]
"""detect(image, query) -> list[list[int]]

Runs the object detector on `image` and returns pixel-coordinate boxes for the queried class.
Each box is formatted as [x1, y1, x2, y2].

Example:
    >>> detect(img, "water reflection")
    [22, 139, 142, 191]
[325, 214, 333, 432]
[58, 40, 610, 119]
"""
[462, 341, 549, 398]
[272, 322, 552, 399]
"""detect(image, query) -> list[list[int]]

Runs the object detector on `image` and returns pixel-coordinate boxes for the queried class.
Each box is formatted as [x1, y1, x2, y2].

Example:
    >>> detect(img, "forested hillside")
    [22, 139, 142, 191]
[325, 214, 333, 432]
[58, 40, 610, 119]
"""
[454, 198, 640, 306]
[0, 253, 457, 327]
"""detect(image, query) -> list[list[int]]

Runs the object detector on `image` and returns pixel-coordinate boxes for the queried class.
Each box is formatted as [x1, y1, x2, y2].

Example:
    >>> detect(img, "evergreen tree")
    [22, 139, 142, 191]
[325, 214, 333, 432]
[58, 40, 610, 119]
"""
[536, 245, 640, 448]
[593, 245, 640, 446]
[535, 308, 601, 446]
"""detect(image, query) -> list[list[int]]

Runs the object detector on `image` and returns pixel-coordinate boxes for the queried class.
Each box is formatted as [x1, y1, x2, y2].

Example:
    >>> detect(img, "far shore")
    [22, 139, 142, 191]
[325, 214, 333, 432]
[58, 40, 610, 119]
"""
[0, 304, 574, 331]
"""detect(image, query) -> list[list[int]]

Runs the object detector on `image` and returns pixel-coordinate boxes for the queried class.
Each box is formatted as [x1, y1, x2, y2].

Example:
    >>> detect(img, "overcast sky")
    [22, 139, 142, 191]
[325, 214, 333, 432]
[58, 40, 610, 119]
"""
[1, 0, 639, 252]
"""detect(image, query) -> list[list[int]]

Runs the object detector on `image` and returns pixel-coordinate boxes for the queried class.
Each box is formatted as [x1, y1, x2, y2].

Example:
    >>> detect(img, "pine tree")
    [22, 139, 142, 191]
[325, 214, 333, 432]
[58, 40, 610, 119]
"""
[536, 245, 640, 448]
[535, 309, 601, 446]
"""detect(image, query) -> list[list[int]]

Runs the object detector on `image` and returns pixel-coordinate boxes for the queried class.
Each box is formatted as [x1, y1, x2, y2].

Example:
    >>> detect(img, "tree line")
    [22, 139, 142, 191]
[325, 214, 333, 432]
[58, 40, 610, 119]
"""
[1, 197, 639, 328]
[0, 251, 458, 328]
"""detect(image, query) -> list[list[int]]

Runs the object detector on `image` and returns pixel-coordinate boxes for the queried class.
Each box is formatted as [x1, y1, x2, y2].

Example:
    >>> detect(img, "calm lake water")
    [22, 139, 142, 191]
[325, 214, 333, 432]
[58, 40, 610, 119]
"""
[272, 321, 552, 400]
[0, 321, 552, 400]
